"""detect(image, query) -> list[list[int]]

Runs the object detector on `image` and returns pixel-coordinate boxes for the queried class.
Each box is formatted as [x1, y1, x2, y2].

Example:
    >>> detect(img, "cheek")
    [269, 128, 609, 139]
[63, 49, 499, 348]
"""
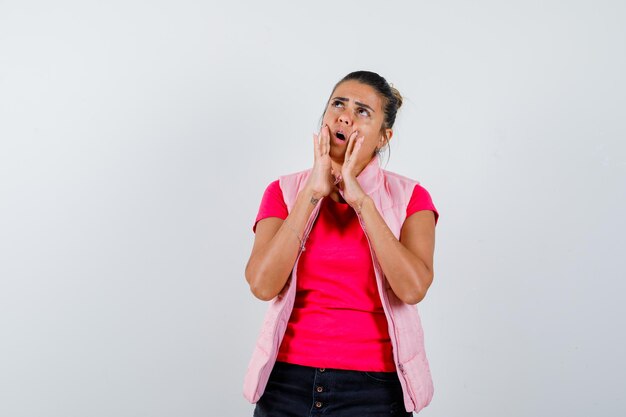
[356, 134, 380, 154]
[359, 126, 378, 141]
[322, 111, 333, 125]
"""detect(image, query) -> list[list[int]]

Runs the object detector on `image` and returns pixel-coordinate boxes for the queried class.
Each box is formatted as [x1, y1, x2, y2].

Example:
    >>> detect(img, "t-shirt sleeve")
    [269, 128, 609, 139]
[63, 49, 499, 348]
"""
[253, 180, 288, 232]
[406, 184, 439, 225]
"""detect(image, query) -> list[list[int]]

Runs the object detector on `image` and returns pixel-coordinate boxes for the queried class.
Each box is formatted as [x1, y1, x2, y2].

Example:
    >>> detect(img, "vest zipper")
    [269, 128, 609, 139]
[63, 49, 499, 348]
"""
[355, 211, 418, 409]
[258, 200, 323, 392]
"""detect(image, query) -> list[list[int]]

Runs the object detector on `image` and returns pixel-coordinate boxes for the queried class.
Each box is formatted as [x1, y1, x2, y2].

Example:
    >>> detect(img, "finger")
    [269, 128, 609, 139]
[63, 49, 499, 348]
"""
[313, 132, 320, 160]
[322, 125, 331, 154]
[345, 132, 357, 162]
[355, 136, 364, 149]
[345, 130, 358, 162]
[350, 137, 364, 162]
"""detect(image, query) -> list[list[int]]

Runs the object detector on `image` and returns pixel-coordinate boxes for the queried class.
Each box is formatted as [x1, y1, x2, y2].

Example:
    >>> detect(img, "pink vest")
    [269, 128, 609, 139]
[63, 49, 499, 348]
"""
[243, 157, 434, 413]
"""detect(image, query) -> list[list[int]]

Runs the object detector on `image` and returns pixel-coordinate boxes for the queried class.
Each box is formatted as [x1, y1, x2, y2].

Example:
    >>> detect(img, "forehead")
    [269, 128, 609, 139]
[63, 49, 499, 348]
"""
[331, 80, 383, 112]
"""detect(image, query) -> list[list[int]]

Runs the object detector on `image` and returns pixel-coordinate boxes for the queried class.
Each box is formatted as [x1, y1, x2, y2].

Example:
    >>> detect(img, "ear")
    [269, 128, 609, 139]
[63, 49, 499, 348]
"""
[378, 129, 393, 150]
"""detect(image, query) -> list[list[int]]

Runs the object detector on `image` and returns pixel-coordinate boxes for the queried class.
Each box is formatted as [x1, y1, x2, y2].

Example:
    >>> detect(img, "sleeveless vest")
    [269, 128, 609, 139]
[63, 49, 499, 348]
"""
[243, 156, 434, 413]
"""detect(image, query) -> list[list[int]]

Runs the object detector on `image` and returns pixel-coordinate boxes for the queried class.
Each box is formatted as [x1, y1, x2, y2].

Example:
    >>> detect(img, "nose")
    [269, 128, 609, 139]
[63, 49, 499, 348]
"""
[338, 111, 352, 126]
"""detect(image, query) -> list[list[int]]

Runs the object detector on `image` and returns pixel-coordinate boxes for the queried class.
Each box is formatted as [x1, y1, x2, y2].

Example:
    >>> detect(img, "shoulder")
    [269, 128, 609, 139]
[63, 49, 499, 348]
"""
[380, 169, 420, 205]
[264, 179, 282, 194]
[381, 169, 420, 186]
[381, 169, 434, 198]
[278, 167, 312, 208]
[381, 169, 439, 224]
[278, 167, 312, 186]
[254, 179, 288, 232]
[407, 183, 439, 225]
[259, 179, 285, 205]
[411, 183, 434, 200]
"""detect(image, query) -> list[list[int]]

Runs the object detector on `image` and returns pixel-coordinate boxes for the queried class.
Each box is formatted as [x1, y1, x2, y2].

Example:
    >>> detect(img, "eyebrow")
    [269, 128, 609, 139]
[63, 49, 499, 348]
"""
[331, 96, 376, 113]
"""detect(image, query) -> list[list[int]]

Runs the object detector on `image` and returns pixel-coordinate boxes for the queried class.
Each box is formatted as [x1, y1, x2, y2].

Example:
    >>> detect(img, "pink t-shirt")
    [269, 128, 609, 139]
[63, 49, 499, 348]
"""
[254, 181, 439, 372]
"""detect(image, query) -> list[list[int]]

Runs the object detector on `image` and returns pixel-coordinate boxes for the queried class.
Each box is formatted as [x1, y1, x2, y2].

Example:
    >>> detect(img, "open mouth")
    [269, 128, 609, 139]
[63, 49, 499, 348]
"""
[335, 132, 346, 141]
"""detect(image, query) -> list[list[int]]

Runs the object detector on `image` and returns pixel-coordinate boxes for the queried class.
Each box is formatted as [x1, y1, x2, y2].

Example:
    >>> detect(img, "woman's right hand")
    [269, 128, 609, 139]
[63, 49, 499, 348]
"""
[305, 124, 335, 200]
[246, 125, 335, 301]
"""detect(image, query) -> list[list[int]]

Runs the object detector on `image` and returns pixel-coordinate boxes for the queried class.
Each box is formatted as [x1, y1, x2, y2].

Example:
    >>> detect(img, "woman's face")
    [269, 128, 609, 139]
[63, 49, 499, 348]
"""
[322, 80, 392, 167]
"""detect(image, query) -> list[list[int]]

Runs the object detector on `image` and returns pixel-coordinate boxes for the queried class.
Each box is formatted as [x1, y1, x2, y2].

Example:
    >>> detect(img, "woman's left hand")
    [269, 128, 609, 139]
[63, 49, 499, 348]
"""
[340, 132, 368, 211]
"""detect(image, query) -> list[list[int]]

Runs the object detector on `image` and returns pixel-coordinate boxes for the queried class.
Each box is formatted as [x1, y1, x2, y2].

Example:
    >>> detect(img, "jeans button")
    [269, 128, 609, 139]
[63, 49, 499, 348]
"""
[316, 386, 323, 393]
[315, 401, 323, 408]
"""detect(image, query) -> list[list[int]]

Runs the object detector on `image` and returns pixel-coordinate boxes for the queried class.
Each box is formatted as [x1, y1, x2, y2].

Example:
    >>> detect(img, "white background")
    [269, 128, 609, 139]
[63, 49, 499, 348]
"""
[1, 1, 625, 416]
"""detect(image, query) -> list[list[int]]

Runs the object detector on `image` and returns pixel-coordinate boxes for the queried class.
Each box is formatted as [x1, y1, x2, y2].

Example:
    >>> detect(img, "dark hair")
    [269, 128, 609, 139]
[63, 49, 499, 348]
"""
[330, 70, 403, 133]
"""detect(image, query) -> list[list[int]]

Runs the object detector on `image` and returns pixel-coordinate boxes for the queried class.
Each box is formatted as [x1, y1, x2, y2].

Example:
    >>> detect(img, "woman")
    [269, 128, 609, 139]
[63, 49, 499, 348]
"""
[243, 71, 439, 416]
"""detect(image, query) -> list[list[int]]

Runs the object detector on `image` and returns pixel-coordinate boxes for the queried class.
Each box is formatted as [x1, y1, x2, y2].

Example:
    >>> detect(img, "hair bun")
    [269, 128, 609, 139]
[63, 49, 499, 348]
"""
[389, 85, 403, 110]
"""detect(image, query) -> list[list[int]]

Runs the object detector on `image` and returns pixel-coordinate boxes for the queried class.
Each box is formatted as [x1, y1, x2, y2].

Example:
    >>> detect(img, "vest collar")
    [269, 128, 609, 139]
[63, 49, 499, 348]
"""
[354, 154, 384, 195]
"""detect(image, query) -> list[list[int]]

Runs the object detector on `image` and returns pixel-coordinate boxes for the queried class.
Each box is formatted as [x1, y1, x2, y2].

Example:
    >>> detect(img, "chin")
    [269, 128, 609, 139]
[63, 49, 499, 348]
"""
[329, 148, 346, 160]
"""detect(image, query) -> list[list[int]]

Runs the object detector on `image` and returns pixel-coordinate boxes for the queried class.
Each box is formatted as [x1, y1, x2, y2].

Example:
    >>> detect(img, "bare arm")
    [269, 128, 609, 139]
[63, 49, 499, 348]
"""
[244, 189, 318, 301]
[340, 135, 436, 305]
[245, 126, 336, 301]
[358, 201, 436, 304]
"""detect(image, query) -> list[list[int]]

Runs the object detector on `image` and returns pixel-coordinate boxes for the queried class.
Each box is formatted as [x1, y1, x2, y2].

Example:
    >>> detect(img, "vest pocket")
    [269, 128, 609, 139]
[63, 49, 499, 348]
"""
[399, 354, 434, 410]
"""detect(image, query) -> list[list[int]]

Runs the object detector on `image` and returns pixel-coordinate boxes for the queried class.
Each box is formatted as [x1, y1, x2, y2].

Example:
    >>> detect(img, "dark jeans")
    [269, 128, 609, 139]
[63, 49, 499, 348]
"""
[253, 361, 411, 417]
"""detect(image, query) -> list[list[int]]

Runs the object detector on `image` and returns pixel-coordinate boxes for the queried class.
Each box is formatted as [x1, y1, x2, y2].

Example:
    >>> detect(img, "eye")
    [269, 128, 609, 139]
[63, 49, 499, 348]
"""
[331, 100, 344, 108]
[357, 107, 370, 117]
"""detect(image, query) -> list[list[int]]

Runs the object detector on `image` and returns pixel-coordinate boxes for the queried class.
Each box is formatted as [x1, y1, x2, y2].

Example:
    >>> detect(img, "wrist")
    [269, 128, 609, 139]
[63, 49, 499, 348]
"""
[300, 185, 324, 206]
[354, 195, 372, 214]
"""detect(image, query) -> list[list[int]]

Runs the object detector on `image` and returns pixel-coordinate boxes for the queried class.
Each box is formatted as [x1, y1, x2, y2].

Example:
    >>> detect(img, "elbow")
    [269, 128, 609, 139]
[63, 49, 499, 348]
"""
[245, 263, 279, 302]
[400, 271, 433, 305]
[400, 291, 426, 305]
[250, 285, 277, 302]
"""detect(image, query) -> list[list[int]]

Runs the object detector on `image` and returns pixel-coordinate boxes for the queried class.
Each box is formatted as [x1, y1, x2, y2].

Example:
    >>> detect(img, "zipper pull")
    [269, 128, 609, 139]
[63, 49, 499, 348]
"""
[398, 363, 406, 375]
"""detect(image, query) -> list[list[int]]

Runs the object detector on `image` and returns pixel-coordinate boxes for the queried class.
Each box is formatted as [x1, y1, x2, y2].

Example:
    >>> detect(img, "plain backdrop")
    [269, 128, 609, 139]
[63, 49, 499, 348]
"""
[1, 1, 625, 416]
